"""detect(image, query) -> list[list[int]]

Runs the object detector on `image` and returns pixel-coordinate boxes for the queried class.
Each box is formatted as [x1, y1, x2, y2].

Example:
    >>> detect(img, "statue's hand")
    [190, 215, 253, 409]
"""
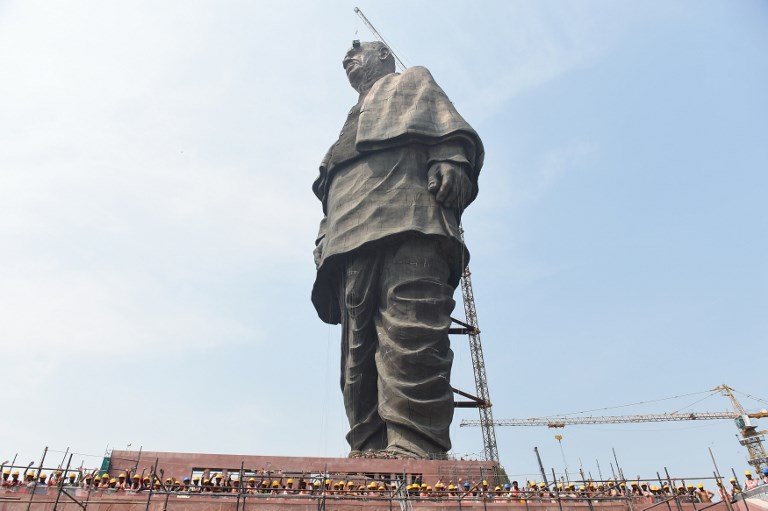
[427, 161, 473, 209]
[313, 239, 325, 269]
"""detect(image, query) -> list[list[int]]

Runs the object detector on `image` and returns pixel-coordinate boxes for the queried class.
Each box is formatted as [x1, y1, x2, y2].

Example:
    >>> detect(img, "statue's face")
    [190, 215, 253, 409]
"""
[342, 42, 388, 92]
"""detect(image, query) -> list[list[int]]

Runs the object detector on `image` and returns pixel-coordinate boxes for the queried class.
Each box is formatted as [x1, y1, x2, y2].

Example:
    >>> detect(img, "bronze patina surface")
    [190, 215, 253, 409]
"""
[312, 41, 483, 459]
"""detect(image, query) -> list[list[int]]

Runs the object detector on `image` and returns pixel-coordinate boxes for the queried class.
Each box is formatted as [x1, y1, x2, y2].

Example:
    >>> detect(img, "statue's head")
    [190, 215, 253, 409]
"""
[342, 40, 395, 93]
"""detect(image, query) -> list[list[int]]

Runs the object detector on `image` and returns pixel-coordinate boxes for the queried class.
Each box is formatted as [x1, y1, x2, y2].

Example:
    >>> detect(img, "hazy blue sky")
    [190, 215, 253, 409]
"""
[1, 0, 766, 484]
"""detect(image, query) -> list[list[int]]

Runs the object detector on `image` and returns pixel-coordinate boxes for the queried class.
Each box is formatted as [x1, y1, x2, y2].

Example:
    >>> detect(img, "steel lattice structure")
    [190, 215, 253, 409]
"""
[459, 265, 500, 464]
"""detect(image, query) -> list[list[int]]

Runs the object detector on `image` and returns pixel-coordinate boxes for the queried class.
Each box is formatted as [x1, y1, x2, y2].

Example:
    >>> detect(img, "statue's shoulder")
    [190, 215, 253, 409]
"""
[399, 66, 436, 84]
[403, 65, 431, 76]
[376, 66, 436, 89]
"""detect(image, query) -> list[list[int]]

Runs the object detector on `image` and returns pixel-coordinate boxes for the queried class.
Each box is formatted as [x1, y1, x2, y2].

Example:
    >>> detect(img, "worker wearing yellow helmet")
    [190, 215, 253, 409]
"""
[6, 470, 21, 488]
[187, 475, 200, 493]
[744, 470, 759, 490]
[240, 477, 254, 495]
[64, 472, 78, 487]
[716, 480, 732, 501]
[696, 483, 714, 503]
[113, 473, 127, 490]
[1, 468, 9, 482]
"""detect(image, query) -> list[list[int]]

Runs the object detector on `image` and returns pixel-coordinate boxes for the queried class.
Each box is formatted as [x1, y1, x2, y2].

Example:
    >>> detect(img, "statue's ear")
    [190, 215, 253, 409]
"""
[378, 46, 391, 61]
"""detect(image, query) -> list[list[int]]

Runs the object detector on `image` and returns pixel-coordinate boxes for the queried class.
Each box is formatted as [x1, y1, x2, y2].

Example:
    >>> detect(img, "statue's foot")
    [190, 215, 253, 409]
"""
[382, 444, 449, 460]
[374, 448, 419, 460]
[370, 450, 400, 459]
[348, 450, 363, 459]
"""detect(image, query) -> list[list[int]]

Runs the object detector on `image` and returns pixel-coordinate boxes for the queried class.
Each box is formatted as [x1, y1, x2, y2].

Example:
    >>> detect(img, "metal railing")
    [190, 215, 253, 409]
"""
[0, 448, 741, 510]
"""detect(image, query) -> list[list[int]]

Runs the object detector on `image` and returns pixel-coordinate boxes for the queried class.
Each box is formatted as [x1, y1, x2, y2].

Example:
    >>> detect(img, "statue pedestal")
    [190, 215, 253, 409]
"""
[109, 449, 499, 487]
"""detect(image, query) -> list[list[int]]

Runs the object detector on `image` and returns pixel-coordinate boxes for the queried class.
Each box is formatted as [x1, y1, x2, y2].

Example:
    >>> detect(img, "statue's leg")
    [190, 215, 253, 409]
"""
[339, 251, 387, 453]
[375, 237, 455, 458]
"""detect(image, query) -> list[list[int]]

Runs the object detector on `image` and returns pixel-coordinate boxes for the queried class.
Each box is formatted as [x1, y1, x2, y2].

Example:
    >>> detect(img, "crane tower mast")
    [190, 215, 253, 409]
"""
[714, 384, 768, 472]
[459, 264, 500, 464]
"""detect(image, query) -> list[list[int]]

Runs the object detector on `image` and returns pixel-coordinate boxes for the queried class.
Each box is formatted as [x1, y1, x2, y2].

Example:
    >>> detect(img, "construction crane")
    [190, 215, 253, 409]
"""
[352, 7, 501, 467]
[461, 411, 744, 428]
[714, 384, 768, 472]
[460, 384, 768, 471]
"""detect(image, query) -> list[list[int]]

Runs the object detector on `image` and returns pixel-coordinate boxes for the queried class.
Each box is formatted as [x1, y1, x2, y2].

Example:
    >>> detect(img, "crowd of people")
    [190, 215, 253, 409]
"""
[2, 465, 767, 503]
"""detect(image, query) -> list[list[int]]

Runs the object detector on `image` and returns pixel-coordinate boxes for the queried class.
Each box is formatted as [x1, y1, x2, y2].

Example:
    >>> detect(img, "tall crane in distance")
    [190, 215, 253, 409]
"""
[461, 384, 768, 472]
[715, 384, 768, 472]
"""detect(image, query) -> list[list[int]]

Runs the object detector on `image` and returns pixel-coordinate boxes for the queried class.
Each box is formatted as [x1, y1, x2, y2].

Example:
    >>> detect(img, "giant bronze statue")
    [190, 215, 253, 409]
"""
[312, 41, 484, 459]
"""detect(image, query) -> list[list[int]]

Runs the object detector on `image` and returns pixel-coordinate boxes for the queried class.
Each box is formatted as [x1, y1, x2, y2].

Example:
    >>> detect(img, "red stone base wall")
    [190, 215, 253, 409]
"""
[0, 491, 729, 511]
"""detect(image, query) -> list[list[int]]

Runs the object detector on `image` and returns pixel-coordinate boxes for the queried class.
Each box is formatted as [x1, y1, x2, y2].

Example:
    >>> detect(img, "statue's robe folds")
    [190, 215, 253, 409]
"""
[311, 66, 484, 457]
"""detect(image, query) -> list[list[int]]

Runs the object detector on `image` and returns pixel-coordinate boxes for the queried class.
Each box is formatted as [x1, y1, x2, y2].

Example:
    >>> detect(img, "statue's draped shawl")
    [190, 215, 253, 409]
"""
[312, 66, 483, 324]
[356, 66, 483, 172]
[313, 67, 484, 210]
